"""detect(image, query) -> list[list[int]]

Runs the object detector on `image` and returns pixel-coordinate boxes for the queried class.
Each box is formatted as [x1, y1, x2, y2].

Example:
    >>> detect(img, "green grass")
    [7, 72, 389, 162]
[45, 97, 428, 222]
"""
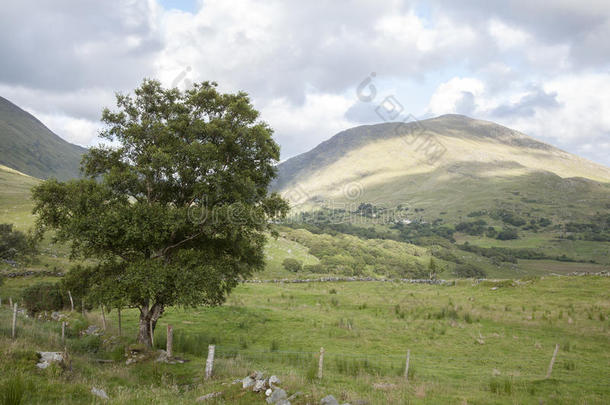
[1, 275, 607, 404]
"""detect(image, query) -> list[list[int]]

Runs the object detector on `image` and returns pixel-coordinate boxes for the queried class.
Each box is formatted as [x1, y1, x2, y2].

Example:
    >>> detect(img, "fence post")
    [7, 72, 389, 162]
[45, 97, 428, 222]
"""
[545, 343, 559, 379]
[61, 321, 66, 343]
[68, 291, 74, 312]
[166, 325, 173, 357]
[205, 344, 215, 379]
[117, 307, 122, 337]
[318, 347, 325, 379]
[404, 349, 411, 381]
[11, 303, 18, 339]
[101, 305, 106, 331]
[9, 297, 13, 308]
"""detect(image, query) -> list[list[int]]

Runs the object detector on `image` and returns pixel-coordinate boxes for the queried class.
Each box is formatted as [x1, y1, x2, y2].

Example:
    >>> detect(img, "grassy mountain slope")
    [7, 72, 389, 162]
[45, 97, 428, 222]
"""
[273, 115, 610, 219]
[0, 96, 86, 181]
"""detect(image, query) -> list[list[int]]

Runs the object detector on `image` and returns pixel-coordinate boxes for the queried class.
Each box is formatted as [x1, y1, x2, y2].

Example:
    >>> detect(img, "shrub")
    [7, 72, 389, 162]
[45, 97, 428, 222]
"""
[21, 282, 66, 315]
[0, 224, 35, 261]
[454, 264, 487, 278]
[496, 228, 519, 240]
[282, 258, 303, 273]
[303, 263, 327, 273]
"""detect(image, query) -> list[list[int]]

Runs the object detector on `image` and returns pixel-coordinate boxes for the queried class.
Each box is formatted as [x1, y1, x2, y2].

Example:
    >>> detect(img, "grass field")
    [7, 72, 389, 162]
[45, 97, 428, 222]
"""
[1, 275, 608, 404]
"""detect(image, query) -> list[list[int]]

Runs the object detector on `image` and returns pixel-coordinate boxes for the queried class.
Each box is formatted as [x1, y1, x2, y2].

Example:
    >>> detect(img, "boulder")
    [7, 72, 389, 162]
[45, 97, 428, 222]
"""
[320, 395, 339, 405]
[266, 388, 288, 404]
[36, 352, 64, 369]
[91, 387, 109, 400]
[253, 379, 267, 392]
[196, 392, 222, 401]
[242, 376, 256, 389]
[269, 375, 281, 386]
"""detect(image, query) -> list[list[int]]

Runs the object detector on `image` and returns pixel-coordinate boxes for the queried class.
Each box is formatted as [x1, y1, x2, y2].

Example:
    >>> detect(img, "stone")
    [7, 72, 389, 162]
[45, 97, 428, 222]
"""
[253, 379, 267, 392]
[276, 400, 291, 405]
[242, 376, 256, 389]
[320, 395, 340, 405]
[266, 388, 288, 404]
[196, 392, 222, 401]
[492, 368, 501, 376]
[269, 375, 281, 386]
[91, 387, 109, 400]
[265, 388, 273, 396]
[36, 352, 64, 369]
[82, 325, 101, 336]
[287, 391, 302, 401]
[252, 371, 264, 380]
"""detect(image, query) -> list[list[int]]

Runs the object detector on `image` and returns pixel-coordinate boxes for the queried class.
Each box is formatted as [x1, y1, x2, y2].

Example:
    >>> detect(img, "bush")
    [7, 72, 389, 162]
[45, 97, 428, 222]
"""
[21, 282, 66, 315]
[496, 228, 519, 240]
[454, 264, 487, 278]
[303, 263, 328, 273]
[282, 258, 303, 273]
[0, 224, 36, 261]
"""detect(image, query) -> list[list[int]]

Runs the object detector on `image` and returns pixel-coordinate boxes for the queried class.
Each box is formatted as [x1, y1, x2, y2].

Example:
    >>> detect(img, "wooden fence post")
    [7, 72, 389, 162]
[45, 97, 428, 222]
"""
[117, 307, 122, 337]
[545, 344, 559, 379]
[404, 349, 411, 381]
[11, 303, 18, 339]
[166, 325, 173, 357]
[61, 321, 66, 343]
[9, 297, 13, 308]
[68, 291, 74, 312]
[318, 347, 325, 379]
[205, 344, 215, 379]
[101, 306, 106, 331]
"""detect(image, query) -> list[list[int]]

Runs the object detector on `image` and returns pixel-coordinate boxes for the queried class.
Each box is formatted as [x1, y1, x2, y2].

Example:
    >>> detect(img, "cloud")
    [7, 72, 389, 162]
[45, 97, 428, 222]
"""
[0, 0, 608, 167]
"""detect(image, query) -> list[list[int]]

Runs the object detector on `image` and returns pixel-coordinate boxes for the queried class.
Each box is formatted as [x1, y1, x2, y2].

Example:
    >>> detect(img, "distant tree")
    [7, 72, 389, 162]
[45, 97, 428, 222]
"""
[485, 227, 497, 238]
[428, 257, 438, 279]
[32, 80, 288, 346]
[282, 258, 303, 273]
[0, 223, 36, 260]
[454, 264, 487, 278]
[496, 228, 519, 240]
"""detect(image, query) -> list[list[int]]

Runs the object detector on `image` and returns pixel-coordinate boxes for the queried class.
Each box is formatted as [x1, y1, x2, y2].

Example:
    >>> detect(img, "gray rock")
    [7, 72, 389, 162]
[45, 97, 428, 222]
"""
[266, 388, 288, 404]
[276, 400, 291, 405]
[320, 395, 340, 405]
[36, 352, 64, 369]
[253, 379, 267, 392]
[252, 371, 265, 380]
[91, 387, 109, 400]
[196, 392, 222, 401]
[83, 325, 101, 336]
[242, 376, 256, 389]
[269, 375, 281, 386]
[287, 391, 302, 401]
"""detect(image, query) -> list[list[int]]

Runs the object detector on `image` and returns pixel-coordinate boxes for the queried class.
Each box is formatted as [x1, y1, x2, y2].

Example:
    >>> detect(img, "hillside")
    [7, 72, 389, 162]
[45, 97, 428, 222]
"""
[272, 115, 610, 220]
[0, 96, 86, 181]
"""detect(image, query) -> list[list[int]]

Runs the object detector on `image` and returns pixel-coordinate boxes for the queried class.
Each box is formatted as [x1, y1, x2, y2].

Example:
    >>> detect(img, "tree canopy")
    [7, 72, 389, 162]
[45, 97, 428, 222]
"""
[32, 79, 288, 345]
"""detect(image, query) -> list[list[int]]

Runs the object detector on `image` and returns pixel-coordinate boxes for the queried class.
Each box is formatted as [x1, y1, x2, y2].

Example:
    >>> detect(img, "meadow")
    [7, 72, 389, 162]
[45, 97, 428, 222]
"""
[1, 275, 608, 404]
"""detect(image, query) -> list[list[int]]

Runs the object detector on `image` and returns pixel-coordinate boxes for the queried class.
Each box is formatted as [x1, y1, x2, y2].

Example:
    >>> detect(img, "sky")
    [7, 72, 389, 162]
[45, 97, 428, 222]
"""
[1, 0, 609, 166]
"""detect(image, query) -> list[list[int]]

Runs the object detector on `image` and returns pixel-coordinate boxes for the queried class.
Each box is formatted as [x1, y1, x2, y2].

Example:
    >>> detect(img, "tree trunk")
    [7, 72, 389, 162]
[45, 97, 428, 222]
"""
[136, 303, 164, 347]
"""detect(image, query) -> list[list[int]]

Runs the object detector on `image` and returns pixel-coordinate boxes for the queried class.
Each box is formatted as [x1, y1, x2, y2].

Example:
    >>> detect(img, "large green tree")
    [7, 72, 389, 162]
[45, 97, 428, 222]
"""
[33, 80, 287, 346]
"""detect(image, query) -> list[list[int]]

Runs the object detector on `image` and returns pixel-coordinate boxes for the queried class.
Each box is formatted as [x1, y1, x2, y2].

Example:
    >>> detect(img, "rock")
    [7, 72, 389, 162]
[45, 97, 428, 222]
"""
[82, 325, 101, 336]
[269, 375, 281, 386]
[266, 388, 288, 404]
[253, 379, 267, 392]
[265, 388, 273, 397]
[252, 371, 265, 380]
[196, 392, 222, 401]
[320, 395, 340, 405]
[242, 376, 256, 389]
[287, 391, 302, 401]
[91, 387, 109, 400]
[492, 368, 501, 376]
[36, 352, 64, 369]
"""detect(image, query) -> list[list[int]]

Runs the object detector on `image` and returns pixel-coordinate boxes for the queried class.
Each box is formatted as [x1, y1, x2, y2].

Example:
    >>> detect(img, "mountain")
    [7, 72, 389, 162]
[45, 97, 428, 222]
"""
[0, 96, 86, 181]
[273, 115, 610, 221]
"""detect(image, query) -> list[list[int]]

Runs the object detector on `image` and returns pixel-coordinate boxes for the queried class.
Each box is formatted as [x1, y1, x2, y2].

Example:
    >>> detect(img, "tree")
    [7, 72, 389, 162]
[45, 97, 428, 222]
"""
[0, 223, 36, 261]
[33, 80, 288, 346]
[428, 257, 438, 279]
[282, 258, 303, 273]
